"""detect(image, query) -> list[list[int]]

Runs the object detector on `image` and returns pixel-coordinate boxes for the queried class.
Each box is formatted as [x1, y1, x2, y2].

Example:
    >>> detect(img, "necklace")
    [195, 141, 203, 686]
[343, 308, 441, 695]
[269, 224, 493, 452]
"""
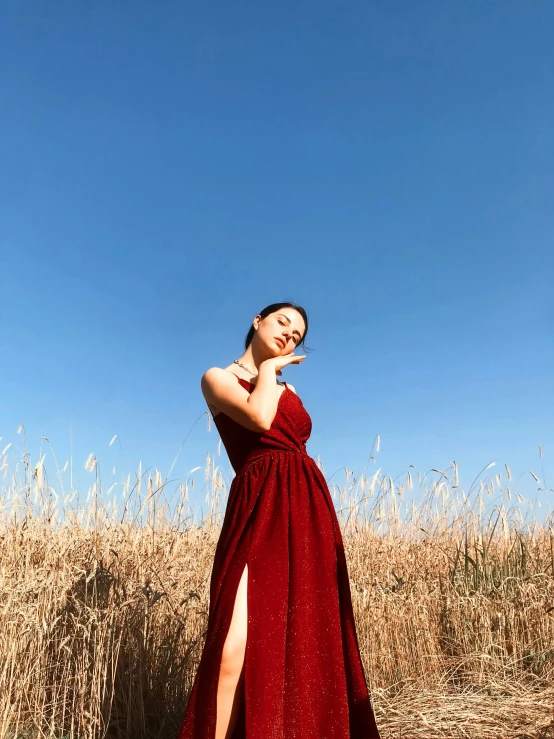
[233, 359, 258, 376]
[233, 359, 283, 384]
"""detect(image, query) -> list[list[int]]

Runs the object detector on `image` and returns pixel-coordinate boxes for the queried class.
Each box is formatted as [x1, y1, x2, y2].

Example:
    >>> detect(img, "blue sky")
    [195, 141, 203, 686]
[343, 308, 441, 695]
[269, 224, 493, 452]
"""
[1, 1, 553, 524]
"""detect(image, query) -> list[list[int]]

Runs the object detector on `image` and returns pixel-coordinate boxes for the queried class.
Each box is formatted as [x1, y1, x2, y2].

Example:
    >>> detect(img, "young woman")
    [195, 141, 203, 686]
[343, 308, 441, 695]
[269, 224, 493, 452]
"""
[178, 302, 381, 739]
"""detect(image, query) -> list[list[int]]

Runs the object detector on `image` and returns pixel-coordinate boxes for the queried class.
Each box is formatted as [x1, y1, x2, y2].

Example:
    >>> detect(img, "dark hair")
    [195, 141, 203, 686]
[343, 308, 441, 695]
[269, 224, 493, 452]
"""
[244, 302, 312, 353]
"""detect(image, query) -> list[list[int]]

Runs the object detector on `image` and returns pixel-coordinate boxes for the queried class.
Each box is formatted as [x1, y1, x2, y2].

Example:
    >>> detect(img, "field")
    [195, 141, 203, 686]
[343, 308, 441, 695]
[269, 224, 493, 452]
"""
[0, 428, 553, 738]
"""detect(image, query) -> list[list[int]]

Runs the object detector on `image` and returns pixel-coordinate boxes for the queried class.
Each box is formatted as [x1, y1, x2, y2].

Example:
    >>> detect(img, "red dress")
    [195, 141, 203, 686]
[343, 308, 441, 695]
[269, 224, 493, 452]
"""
[178, 375, 381, 739]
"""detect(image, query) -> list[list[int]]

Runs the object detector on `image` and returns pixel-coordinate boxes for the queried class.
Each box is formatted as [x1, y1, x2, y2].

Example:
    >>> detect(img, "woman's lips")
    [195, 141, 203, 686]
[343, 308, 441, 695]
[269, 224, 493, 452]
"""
[274, 337, 285, 348]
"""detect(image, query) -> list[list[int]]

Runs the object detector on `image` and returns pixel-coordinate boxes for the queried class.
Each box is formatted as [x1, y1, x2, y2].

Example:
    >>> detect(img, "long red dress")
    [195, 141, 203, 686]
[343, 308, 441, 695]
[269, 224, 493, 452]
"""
[178, 375, 381, 739]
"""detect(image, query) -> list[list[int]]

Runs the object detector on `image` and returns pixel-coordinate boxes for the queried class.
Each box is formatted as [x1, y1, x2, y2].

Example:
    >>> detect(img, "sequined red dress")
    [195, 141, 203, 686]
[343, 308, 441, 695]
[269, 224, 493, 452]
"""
[178, 376, 381, 739]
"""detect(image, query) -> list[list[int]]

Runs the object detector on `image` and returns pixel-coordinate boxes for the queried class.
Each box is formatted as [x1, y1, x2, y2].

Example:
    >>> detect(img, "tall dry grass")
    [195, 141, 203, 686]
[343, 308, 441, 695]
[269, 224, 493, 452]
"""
[0, 426, 553, 739]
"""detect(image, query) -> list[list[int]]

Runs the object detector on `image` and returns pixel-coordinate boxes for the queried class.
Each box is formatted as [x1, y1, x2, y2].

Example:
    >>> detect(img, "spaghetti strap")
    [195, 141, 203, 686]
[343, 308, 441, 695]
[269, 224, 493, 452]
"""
[229, 371, 286, 388]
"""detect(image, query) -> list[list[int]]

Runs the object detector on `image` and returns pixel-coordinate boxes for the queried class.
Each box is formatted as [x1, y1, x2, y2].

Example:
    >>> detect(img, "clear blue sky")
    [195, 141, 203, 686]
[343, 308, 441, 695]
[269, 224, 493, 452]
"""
[1, 1, 553, 524]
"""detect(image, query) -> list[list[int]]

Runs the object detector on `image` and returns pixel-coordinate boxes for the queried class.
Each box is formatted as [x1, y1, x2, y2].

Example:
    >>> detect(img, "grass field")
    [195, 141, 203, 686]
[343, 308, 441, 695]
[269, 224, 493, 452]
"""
[0, 427, 552, 738]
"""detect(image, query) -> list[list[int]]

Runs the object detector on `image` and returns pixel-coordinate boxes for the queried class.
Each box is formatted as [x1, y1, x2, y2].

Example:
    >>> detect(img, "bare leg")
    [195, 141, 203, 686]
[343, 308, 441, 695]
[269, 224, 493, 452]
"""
[215, 563, 248, 739]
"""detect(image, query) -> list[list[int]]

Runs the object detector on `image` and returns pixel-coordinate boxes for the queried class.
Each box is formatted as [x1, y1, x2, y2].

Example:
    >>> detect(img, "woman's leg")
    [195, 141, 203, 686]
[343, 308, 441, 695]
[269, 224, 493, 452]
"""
[215, 563, 248, 739]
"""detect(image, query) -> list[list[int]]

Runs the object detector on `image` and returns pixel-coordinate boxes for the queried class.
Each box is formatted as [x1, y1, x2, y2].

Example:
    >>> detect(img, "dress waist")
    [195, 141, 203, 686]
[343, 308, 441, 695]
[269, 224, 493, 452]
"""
[236, 446, 309, 476]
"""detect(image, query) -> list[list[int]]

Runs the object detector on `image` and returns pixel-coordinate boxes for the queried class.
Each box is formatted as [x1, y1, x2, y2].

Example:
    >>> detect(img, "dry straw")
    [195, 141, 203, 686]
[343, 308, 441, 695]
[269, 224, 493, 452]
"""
[0, 425, 552, 738]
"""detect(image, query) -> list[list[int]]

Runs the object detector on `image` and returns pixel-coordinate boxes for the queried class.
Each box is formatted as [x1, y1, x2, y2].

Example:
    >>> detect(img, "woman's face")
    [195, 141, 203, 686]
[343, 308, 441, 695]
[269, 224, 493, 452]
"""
[255, 309, 305, 355]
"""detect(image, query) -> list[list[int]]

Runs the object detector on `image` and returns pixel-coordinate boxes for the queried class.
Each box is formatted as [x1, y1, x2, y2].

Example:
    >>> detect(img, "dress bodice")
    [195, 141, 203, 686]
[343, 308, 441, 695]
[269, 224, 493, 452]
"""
[211, 376, 312, 474]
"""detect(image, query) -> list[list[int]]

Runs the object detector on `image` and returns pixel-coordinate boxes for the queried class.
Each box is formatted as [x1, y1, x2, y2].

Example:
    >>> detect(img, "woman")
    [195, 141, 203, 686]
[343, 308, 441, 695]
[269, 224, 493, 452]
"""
[178, 302, 381, 739]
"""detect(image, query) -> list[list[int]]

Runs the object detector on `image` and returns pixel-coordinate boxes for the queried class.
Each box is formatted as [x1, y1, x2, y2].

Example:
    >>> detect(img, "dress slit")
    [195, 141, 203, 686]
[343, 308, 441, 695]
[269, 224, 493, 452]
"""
[216, 561, 249, 739]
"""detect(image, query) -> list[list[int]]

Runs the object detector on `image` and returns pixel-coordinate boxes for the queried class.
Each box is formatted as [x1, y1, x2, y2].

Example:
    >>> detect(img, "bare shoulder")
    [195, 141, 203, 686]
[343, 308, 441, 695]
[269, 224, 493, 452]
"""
[200, 367, 234, 395]
[201, 366, 228, 384]
[286, 382, 297, 395]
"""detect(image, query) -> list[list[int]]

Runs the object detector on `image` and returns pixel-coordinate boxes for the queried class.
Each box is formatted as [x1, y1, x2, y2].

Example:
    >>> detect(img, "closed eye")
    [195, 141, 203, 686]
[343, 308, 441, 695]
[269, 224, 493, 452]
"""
[279, 320, 299, 343]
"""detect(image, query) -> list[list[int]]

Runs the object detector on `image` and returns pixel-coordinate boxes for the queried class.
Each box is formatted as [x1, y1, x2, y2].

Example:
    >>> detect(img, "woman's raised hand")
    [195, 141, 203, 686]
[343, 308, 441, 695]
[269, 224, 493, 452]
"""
[262, 352, 306, 377]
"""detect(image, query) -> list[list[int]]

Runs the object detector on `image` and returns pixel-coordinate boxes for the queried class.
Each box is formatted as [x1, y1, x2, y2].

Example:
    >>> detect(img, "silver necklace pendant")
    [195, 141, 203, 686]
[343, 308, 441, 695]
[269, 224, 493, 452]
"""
[233, 359, 282, 385]
[233, 359, 258, 376]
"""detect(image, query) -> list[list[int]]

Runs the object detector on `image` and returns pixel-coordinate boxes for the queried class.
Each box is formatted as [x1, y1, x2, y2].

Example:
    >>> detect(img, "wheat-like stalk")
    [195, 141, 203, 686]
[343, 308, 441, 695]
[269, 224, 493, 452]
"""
[0, 431, 552, 739]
